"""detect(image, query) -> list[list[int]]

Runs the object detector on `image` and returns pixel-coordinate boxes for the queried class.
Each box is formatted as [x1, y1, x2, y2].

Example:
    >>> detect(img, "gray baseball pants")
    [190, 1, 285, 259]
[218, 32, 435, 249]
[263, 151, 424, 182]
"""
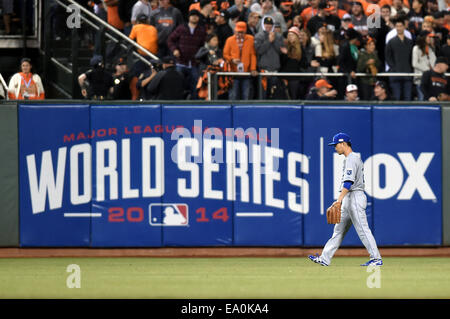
[320, 190, 381, 265]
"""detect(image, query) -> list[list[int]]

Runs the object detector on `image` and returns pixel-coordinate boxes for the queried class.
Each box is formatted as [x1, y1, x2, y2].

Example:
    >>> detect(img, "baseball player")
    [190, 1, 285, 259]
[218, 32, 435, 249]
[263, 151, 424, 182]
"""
[309, 133, 383, 266]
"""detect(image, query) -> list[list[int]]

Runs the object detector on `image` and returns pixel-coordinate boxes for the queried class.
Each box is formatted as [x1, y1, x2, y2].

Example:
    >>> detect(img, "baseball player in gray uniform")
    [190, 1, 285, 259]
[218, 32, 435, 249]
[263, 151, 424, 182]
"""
[309, 132, 383, 266]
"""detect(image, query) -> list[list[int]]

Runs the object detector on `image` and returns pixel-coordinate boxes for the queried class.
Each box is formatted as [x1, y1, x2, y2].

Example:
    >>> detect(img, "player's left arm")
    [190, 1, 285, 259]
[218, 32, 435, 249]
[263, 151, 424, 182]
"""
[336, 182, 352, 204]
[335, 157, 356, 204]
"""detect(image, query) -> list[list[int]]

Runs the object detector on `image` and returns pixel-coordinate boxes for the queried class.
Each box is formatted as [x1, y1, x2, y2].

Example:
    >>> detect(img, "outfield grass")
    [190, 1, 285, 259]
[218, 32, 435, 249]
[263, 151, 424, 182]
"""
[0, 257, 449, 298]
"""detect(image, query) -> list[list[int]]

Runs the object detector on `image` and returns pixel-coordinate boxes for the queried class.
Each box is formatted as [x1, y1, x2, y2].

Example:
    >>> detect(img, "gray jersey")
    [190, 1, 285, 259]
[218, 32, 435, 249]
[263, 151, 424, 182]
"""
[339, 152, 365, 192]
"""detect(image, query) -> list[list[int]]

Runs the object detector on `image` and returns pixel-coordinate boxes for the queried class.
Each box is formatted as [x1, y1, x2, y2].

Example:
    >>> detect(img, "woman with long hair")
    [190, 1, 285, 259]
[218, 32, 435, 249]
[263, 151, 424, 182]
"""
[412, 32, 436, 100]
[315, 29, 339, 74]
[280, 26, 309, 99]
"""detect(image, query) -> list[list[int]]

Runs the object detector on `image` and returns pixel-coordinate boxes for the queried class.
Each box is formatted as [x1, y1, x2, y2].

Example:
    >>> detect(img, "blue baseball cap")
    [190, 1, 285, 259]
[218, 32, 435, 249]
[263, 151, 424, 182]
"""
[328, 132, 351, 146]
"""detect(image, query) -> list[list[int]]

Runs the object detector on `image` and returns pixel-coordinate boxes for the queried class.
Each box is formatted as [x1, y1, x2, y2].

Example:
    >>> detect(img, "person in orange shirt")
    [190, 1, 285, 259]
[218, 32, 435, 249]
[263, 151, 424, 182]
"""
[129, 13, 159, 56]
[104, 0, 125, 31]
[327, 0, 349, 18]
[300, 0, 320, 28]
[8, 58, 45, 100]
[223, 21, 258, 100]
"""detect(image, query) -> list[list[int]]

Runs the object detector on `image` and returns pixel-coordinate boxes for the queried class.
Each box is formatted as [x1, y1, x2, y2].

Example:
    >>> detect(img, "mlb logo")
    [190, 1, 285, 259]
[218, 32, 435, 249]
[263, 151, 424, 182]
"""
[149, 203, 189, 226]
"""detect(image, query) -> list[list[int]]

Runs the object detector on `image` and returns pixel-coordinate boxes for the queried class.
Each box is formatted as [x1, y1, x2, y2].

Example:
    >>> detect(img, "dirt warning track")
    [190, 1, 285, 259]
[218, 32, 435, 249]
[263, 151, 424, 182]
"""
[1, 247, 450, 258]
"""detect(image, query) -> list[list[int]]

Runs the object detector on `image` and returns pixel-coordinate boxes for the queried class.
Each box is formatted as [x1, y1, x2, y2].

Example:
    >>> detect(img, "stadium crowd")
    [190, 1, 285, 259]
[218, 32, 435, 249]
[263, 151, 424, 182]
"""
[3, 0, 450, 101]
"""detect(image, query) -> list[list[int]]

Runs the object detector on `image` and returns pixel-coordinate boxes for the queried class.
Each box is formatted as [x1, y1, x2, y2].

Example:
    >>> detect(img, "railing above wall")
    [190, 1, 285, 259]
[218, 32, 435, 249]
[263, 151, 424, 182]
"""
[209, 71, 450, 100]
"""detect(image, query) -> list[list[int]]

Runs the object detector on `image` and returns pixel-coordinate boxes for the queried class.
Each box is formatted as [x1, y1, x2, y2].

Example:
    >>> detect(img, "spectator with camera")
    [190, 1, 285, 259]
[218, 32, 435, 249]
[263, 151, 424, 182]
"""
[78, 55, 114, 100]
[110, 57, 132, 100]
[139, 56, 189, 100]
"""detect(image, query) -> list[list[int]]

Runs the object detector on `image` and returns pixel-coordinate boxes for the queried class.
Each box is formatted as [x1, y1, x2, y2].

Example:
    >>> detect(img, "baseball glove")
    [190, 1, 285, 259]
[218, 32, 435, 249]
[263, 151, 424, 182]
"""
[326, 202, 341, 224]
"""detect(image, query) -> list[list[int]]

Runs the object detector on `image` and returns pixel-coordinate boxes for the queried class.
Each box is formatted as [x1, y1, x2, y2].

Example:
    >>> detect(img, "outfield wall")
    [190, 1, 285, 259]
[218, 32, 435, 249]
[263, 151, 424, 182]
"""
[0, 101, 448, 247]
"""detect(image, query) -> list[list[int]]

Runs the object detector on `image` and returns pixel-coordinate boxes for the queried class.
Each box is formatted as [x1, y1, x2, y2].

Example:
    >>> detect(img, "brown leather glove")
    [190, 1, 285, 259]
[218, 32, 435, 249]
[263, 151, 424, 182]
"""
[326, 202, 341, 224]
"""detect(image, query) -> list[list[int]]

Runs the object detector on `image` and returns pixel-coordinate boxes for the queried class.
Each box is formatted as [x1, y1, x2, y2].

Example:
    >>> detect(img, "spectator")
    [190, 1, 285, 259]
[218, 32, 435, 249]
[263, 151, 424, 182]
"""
[223, 21, 258, 100]
[246, 11, 261, 36]
[110, 57, 132, 99]
[327, 0, 349, 19]
[420, 56, 449, 101]
[105, 0, 125, 31]
[336, 13, 353, 41]
[299, 28, 317, 68]
[280, 26, 310, 99]
[345, 84, 359, 101]
[118, 0, 137, 35]
[7, 58, 45, 100]
[440, 34, 450, 61]
[136, 63, 155, 99]
[305, 78, 338, 100]
[168, 9, 207, 99]
[227, 0, 250, 22]
[421, 16, 434, 32]
[214, 10, 234, 49]
[279, 2, 296, 28]
[408, 0, 426, 36]
[150, 0, 184, 57]
[444, 11, 450, 31]
[412, 31, 436, 100]
[129, 13, 159, 56]
[197, 0, 215, 31]
[351, 1, 369, 36]
[291, 14, 303, 29]
[338, 28, 360, 84]
[143, 56, 189, 99]
[391, 0, 410, 16]
[307, 1, 341, 37]
[315, 29, 339, 73]
[195, 33, 223, 73]
[2, 0, 13, 35]
[259, 0, 287, 33]
[131, 0, 152, 24]
[425, 0, 439, 15]
[78, 55, 114, 100]
[373, 80, 392, 100]
[385, 17, 414, 100]
[300, 0, 320, 28]
[432, 11, 448, 45]
[255, 16, 286, 72]
[357, 36, 381, 100]
[255, 16, 287, 98]
[381, 4, 393, 26]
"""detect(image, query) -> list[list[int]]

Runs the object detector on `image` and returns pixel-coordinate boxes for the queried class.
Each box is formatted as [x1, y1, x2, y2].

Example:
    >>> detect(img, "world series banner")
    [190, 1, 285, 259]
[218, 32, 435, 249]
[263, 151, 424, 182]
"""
[18, 103, 443, 247]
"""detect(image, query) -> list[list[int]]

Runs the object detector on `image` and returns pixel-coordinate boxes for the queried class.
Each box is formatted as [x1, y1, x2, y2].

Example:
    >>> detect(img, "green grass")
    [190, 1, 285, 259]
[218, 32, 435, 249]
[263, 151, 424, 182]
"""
[0, 257, 449, 298]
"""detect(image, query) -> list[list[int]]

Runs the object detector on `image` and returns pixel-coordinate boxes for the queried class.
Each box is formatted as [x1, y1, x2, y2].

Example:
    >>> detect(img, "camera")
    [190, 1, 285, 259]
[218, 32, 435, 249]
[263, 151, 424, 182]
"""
[150, 59, 163, 72]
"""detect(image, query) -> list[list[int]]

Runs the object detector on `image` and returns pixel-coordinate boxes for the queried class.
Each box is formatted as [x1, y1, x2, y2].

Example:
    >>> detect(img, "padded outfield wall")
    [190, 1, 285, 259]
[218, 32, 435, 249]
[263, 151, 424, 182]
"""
[0, 101, 448, 247]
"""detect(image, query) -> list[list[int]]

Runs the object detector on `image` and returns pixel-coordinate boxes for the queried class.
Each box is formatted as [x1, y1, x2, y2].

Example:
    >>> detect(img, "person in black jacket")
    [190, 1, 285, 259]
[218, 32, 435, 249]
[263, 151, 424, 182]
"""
[305, 78, 338, 100]
[214, 10, 234, 49]
[337, 28, 360, 99]
[420, 56, 449, 101]
[385, 17, 414, 100]
[144, 56, 189, 99]
[306, 1, 341, 37]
